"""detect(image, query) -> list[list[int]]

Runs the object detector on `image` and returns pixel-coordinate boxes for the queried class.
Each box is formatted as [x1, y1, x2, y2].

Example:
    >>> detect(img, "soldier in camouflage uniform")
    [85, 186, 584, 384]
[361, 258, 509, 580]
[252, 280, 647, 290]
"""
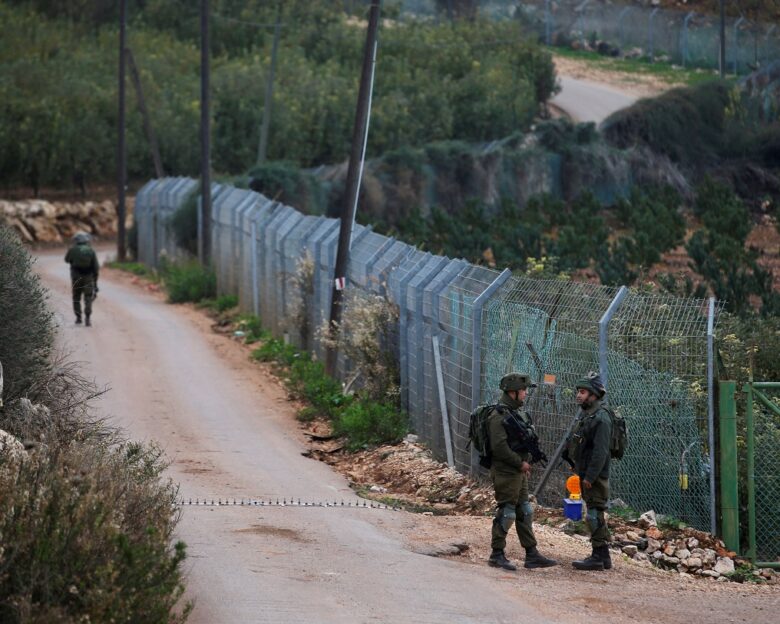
[65, 232, 99, 326]
[569, 372, 613, 571]
[487, 372, 557, 571]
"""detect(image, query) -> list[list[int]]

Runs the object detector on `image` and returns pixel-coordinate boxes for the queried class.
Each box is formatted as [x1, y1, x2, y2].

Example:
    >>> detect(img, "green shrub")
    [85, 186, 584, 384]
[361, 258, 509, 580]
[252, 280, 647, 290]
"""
[0, 438, 190, 623]
[235, 314, 268, 344]
[334, 400, 408, 451]
[202, 294, 238, 313]
[0, 224, 54, 403]
[161, 261, 216, 304]
[106, 260, 159, 280]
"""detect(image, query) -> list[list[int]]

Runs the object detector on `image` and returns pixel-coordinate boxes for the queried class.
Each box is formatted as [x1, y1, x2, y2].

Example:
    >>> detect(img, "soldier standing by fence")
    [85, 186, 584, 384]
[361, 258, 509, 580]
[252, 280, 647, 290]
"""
[568, 372, 613, 571]
[487, 372, 558, 571]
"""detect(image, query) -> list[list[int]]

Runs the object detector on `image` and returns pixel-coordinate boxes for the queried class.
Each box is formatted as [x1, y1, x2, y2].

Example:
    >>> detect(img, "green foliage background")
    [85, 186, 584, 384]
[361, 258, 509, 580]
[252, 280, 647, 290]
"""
[0, 1, 557, 191]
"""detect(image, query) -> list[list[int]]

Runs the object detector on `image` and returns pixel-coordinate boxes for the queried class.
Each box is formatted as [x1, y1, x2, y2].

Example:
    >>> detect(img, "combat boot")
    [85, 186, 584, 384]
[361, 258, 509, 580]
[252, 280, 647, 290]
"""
[75, 314, 82, 325]
[572, 548, 605, 571]
[597, 545, 612, 570]
[85, 316, 91, 327]
[524, 546, 558, 569]
[488, 549, 517, 571]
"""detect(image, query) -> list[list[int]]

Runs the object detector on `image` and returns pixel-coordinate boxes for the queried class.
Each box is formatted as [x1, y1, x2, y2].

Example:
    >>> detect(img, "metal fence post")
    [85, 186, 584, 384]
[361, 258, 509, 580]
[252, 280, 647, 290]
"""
[618, 6, 632, 48]
[765, 25, 777, 65]
[682, 12, 695, 67]
[544, 0, 551, 45]
[718, 381, 740, 552]
[734, 16, 746, 75]
[707, 297, 717, 535]
[743, 381, 756, 562]
[598, 286, 628, 392]
[470, 269, 511, 475]
[647, 7, 659, 59]
[432, 335, 455, 468]
[251, 219, 259, 316]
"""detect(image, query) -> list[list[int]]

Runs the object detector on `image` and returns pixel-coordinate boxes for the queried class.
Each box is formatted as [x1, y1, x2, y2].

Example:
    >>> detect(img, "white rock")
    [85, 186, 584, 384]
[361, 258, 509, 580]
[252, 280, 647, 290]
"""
[674, 548, 691, 560]
[714, 557, 735, 575]
[638, 510, 657, 528]
[646, 538, 661, 553]
[685, 557, 703, 569]
[687, 537, 699, 549]
[703, 549, 717, 565]
[622, 545, 638, 556]
[653, 550, 664, 560]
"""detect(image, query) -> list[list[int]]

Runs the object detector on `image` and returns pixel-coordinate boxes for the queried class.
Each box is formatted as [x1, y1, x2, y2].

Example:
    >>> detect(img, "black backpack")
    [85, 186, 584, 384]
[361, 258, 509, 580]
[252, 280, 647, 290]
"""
[467, 404, 499, 469]
[606, 407, 628, 460]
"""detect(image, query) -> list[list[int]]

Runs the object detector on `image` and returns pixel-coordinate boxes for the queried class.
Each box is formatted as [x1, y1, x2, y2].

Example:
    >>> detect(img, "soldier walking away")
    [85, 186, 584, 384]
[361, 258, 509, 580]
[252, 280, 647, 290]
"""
[65, 232, 99, 327]
[569, 372, 613, 571]
[487, 373, 557, 571]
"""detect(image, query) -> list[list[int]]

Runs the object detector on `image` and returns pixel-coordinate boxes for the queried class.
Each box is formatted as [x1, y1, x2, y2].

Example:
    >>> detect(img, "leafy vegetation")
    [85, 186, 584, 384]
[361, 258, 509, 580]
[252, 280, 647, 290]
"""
[0, 224, 54, 403]
[0, 1, 557, 193]
[0, 224, 189, 623]
[251, 337, 407, 449]
[159, 260, 217, 304]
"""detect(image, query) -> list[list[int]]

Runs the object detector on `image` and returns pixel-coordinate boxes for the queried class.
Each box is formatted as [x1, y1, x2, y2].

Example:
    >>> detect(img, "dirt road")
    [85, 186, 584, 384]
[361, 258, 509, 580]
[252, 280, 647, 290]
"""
[35, 249, 777, 623]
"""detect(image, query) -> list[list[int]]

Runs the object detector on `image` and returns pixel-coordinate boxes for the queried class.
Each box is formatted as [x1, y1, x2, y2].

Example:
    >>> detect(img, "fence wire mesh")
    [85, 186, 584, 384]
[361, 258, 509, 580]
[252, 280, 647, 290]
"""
[136, 178, 725, 533]
[390, 0, 779, 75]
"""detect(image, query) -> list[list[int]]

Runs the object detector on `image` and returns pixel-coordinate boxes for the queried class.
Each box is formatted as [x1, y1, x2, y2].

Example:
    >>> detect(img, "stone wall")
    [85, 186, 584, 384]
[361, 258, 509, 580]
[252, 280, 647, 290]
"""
[0, 198, 133, 244]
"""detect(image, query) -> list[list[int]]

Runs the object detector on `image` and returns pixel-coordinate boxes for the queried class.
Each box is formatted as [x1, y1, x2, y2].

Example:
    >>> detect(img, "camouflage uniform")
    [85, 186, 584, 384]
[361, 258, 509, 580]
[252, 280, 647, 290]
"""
[487, 373, 557, 571]
[570, 373, 613, 571]
[65, 234, 99, 325]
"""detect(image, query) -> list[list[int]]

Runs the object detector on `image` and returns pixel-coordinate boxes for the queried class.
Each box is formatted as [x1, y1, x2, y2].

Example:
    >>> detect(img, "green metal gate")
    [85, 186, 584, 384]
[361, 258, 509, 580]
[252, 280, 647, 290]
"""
[719, 380, 780, 568]
[743, 382, 780, 566]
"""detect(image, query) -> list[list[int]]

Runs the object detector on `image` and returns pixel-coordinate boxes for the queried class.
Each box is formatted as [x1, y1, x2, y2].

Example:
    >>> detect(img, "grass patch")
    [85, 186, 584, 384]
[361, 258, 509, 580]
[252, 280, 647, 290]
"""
[550, 46, 725, 87]
[235, 314, 268, 344]
[160, 260, 216, 304]
[251, 336, 408, 449]
[105, 260, 160, 282]
[198, 294, 239, 313]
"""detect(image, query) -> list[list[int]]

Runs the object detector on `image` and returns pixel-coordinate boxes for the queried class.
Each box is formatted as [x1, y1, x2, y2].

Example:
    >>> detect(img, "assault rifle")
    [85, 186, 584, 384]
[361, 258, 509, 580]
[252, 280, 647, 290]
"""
[502, 411, 548, 467]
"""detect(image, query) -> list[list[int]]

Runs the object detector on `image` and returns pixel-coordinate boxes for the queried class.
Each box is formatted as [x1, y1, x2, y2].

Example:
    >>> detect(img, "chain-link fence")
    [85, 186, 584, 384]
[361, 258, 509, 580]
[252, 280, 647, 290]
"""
[386, 1, 779, 76]
[135, 177, 723, 533]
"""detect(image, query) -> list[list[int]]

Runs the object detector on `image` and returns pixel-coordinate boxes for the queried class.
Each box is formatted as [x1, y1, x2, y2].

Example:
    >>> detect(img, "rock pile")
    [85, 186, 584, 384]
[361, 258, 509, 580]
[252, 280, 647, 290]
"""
[613, 509, 780, 583]
[0, 198, 132, 243]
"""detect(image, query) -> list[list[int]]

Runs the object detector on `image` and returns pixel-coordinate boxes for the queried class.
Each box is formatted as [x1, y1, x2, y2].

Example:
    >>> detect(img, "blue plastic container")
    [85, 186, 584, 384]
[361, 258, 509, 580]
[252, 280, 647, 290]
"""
[564, 498, 583, 521]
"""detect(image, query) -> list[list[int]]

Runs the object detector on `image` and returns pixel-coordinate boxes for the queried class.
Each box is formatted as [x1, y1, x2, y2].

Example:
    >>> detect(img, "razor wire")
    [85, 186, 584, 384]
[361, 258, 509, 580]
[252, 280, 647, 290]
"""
[135, 177, 723, 535]
[177, 497, 400, 511]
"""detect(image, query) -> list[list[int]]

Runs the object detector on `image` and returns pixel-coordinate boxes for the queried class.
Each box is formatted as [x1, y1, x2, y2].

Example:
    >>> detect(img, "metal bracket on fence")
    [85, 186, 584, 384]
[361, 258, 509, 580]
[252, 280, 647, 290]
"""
[598, 286, 628, 392]
[706, 297, 716, 535]
[432, 335, 455, 468]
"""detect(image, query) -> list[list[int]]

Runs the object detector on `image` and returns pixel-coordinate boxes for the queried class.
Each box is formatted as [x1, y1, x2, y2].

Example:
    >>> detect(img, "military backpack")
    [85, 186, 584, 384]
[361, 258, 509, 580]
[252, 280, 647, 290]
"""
[70, 245, 95, 270]
[467, 404, 499, 469]
[606, 407, 628, 460]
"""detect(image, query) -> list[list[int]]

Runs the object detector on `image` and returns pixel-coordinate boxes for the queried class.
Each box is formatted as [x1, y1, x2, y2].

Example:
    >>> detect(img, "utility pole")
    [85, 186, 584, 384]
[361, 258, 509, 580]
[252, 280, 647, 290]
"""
[719, 0, 726, 77]
[117, 0, 127, 261]
[200, 0, 212, 264]
[126, 47, 165, 179]
[325, 0, 381, 377]
[257, 2, 282, 166]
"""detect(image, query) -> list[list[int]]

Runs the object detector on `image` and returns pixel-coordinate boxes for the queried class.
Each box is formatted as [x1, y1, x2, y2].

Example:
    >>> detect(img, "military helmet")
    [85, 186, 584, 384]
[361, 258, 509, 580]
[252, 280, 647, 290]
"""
[72, 231, 91, 244]
[499, 372, 537, 392]
[576, 372, 606, 398]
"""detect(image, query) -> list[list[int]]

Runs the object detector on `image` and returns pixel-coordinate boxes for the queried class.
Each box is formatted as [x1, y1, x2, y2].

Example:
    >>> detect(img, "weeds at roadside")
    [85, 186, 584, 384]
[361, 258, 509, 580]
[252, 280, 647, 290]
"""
[105, 260, 160, 282]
